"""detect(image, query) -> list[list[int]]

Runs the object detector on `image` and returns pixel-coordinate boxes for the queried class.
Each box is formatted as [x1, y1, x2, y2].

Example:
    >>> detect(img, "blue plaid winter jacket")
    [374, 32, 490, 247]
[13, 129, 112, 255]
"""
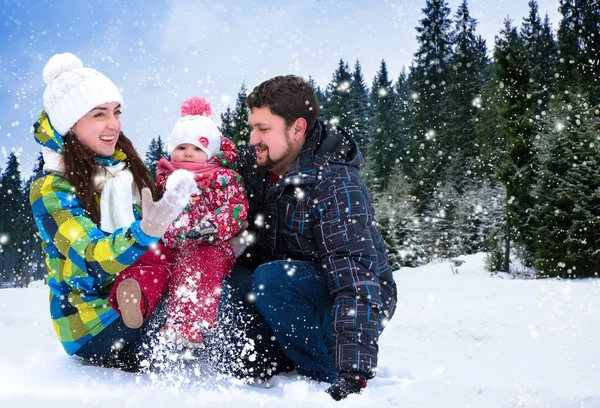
[237, 120, 397, 378]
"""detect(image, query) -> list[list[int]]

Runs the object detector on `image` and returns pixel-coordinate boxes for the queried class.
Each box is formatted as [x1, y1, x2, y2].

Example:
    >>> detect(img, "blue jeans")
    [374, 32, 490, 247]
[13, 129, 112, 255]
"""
[252, 260, 336, 383]
[215, 264, 294, 378]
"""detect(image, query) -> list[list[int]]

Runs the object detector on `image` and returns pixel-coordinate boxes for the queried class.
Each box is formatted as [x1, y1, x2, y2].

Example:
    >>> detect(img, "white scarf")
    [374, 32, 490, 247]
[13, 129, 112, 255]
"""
[42, 146, 141, 233]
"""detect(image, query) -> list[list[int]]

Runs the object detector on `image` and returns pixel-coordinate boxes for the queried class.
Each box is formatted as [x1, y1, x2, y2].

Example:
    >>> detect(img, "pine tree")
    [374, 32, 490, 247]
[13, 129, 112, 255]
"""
[473, 66, 503, 181]
[368, 60, 398, 191]
[580, 0, 600, 105]
[348, 60, 371, 156]
[308, 76, 326, 119]
[392, 68, 411, 176]
[22, 151, 46, 284]
[455, 181, 506, 256]
[422, 182, 462, 259]
[555, 0, 600, 105]
[144, 135, 167, 181]
[0, 152, 25, 235]
[406, 0, 453, 210]
[521, 1, 557, 113]
[476, 182, 509, 272]
[219, 106, 235, 143]
[443, 0, 488, 191]
[0, 151, 27, 286]
[323, 59, 354, 130]
[494, 18, 538, 271]
[556, 0, 581, 94]
[531, 90, 600, 277]
[231, 83, 252, 149]
[373, 169, 425, 268]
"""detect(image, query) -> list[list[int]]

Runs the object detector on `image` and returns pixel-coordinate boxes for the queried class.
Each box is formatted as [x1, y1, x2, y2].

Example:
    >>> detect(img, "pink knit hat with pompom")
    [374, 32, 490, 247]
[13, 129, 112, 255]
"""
[168, 96, 221, 158]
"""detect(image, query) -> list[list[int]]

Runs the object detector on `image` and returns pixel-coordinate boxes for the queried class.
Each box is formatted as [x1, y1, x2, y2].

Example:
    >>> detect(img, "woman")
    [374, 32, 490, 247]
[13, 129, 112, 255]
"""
[29, 52, 195, 370]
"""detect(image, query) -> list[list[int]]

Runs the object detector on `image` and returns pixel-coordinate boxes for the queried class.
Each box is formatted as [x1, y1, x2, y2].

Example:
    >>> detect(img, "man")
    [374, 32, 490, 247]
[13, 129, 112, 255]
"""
[233, 75, 397, 401]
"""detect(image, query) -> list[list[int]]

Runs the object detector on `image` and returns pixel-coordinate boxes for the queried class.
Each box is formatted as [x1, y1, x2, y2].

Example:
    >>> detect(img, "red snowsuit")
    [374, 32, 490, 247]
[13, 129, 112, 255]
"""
[156, 137, 248, 335]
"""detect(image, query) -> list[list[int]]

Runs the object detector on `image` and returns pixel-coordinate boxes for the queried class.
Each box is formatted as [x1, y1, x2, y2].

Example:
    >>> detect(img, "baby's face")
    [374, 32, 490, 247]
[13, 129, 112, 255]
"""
[171, 143, 208, 163]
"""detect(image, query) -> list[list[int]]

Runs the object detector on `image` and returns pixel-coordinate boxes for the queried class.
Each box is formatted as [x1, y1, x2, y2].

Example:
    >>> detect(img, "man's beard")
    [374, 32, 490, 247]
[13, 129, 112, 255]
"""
[256, 128, 293, 171]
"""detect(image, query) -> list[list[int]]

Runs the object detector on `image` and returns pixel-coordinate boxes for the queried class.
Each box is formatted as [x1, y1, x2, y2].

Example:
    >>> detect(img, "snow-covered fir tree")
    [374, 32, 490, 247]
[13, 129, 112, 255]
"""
[219, 106, 235, 145]
[406, 0, 453, 210]
[322, 59, 354, 130]
[494, 18, 537, 270]
[373, 169, 426, 268]
[521, 1, 557, 113]
[0, 151, 28, 287]
[21, 151, 46, 285]
[367, 60, 398, 191]
[556, 0, 600, 106]
[231, 83, 252, 149]
[145, 135, 167, 181]
[348, 60, 372, 157]
[531, 90, 600, 278]
[443, 0, 488, 191]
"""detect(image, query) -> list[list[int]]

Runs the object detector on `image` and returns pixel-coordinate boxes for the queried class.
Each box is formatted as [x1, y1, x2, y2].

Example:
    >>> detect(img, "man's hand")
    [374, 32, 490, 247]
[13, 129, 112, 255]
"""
[325, 372, 367, 401]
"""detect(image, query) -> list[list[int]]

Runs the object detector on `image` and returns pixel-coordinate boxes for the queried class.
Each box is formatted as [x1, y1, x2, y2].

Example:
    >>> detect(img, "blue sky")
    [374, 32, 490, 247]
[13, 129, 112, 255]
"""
[0, 0, 561, 176]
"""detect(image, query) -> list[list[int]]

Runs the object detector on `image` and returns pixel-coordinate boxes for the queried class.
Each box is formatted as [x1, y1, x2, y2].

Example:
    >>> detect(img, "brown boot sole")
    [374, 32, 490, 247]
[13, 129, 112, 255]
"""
[116, 279, 144, 329]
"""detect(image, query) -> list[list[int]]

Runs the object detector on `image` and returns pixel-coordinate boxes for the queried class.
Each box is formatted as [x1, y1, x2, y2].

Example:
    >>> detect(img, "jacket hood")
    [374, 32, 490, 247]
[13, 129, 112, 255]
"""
[284, 119, 363, 182]
[34, 110, 65, 153]
[206, 136, 239, 170]
[312, 120, 363, 169]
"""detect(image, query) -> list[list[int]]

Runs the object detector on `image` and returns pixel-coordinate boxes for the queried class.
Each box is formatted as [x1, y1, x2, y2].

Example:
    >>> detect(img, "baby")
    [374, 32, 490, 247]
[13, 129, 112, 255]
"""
[156, 96, 248, 348]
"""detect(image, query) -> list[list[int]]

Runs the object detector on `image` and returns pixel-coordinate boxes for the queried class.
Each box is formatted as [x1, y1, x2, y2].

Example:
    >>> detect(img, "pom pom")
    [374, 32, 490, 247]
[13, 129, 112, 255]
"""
[180, 96, 212, 118]
[43, 53, 84, 85]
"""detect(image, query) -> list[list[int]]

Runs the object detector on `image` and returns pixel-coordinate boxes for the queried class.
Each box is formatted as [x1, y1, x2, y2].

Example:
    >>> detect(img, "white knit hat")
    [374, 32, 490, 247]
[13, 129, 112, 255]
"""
[168, 97, 222, 159]
[42, 52, 123, 136]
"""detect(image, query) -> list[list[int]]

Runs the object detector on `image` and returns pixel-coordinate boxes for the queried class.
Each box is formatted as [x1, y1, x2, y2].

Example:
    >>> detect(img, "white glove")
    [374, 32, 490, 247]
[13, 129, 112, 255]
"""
[164, 169, 197, 203]
[139, 171, 196, 238]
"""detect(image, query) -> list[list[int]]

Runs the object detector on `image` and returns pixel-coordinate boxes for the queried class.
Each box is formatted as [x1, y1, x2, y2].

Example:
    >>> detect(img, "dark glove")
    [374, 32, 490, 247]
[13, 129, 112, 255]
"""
[325, 372, 367, 401]
[186, 220, 218, 242]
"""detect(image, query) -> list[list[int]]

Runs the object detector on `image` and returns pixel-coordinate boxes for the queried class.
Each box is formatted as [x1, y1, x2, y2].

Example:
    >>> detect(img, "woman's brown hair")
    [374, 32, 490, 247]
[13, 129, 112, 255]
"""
[62, 131, 157, 224]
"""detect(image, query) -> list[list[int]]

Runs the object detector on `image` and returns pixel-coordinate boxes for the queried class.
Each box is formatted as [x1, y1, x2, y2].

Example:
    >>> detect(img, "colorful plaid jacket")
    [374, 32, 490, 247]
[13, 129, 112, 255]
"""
[237, 120, 398, 378]
[29, 111, 158, 355]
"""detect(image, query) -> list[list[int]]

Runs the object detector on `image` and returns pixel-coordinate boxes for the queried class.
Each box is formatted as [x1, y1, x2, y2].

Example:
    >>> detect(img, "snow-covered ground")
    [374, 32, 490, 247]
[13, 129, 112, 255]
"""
[1, 253, 599, 408]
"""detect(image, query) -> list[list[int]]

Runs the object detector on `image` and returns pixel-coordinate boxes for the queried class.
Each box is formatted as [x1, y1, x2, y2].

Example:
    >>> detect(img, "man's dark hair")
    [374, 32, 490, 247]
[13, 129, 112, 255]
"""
[246, 75, 320, 133]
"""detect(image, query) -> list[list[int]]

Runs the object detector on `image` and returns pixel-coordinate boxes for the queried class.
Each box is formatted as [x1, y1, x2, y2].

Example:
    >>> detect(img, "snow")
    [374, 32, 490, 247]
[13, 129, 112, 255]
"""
[1, 253, 599, 407]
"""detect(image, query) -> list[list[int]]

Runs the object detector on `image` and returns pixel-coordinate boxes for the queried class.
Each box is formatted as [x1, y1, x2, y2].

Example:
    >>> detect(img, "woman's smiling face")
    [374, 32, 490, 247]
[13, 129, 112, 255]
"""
[71, 102, 122, 157]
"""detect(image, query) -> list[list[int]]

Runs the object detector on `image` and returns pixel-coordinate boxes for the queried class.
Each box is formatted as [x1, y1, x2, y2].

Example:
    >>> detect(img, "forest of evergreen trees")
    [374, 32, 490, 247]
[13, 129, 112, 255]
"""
[1, 0, 598, 287]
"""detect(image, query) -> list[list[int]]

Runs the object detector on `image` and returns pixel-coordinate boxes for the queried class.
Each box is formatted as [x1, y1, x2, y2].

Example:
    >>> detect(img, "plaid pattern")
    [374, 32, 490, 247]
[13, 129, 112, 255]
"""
[238, 121, 397, 378]
[30, 111, 158, 355]
[33, 110, 65, 152]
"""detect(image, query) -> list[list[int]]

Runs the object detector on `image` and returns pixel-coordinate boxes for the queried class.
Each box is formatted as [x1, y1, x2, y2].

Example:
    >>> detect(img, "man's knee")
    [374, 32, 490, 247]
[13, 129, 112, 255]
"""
[252, 261, 287, 292]
[251, 262, 291, 314]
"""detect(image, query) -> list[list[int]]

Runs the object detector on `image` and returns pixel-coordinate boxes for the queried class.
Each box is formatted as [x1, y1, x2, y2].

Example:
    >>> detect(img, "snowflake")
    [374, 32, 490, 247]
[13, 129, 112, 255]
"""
[254, 214, 265, 228]
[555, 120, 565, 132]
